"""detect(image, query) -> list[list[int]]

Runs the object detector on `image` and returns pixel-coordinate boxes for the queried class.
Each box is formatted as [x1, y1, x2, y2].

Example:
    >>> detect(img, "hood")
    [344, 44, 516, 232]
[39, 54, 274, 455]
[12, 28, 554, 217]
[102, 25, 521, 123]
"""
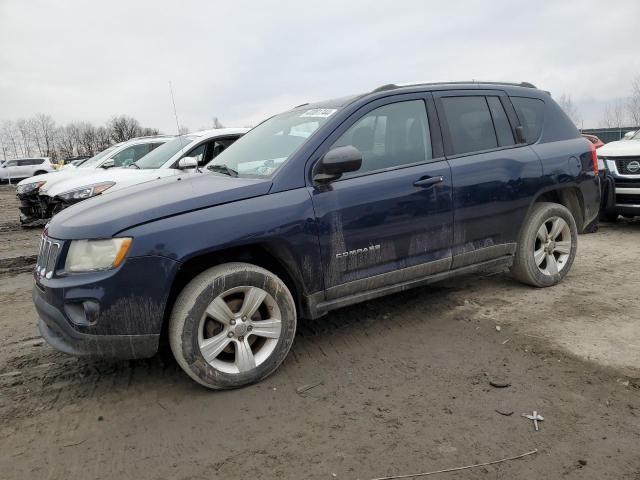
[47, 173, 272, 239]
[45, 168, 183, 197]
[597, 139, 640, 157]
[18, 168, 100, 190]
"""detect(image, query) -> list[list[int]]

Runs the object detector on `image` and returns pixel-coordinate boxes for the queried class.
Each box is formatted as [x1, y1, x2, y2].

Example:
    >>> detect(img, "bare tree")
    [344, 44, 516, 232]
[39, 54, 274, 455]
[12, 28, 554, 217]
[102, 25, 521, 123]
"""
[1, 121, 21, 158]
[34, 113, 56, 157]
[627, 75, 640, 126]
[95, 126, 112, 151]
[109, 115, 141, 142]
[0, 114, 161, 160]
[56, 125, 77, 159]
[27, 118, 44, 156]
[602, 100, 628, 128]
[211, 117, 224, 129]
[16, 119, 33, 157]
[557, 94, 582, 128]
[76, 122, 97, 156]
[139, 127, 160, 136]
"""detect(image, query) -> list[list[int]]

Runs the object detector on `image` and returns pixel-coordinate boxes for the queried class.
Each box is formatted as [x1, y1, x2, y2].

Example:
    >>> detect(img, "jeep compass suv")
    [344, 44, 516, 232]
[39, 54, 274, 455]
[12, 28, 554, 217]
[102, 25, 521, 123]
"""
[33, 81, 600, 389]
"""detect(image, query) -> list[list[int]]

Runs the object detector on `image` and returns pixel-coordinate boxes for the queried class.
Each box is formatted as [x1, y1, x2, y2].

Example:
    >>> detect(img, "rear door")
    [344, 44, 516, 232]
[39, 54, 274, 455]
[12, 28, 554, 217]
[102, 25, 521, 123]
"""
[14, 160, 30, 178]
[310, 94, 453, 300]
[433, 90, 541, 268]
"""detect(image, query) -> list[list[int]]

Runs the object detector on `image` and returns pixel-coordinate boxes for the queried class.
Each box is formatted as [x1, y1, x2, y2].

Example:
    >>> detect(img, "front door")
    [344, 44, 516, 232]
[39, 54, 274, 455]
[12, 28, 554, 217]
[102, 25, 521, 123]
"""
[310, 95, 453, 300]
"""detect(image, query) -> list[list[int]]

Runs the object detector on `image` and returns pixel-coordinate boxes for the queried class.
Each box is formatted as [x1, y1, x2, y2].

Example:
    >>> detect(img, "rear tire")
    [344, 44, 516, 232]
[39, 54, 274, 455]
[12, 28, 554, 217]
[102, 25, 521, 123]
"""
[511, 202, 578, 287]
[169, 262, 297, 390]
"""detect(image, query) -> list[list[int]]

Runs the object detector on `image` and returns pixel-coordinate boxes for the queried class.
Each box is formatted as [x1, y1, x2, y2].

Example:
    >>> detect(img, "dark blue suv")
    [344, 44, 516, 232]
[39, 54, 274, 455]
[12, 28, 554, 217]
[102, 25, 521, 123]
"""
[33, 82, 600, 389]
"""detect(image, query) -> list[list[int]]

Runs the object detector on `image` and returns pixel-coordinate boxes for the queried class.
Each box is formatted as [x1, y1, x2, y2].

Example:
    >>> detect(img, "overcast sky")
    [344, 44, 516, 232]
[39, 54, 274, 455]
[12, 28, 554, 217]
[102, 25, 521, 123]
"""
[1, 0, 639, 131]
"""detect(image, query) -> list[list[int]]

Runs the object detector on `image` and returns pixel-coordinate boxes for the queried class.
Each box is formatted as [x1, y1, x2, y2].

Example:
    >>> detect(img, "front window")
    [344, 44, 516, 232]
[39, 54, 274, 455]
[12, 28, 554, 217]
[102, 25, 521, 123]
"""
[632, 130, 640, 140]
[79, 146, 118, 168]
[205, 108, 337, 178]
[134, 135, 199, 169]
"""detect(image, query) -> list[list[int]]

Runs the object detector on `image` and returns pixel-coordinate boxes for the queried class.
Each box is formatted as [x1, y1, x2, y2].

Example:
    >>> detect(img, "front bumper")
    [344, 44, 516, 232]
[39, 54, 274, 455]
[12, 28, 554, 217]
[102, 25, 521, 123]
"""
[17, 192, 61, 226]
[35, 286, 159, 359]
[602, 160, 640, 216]
[33, 251, 180, 360]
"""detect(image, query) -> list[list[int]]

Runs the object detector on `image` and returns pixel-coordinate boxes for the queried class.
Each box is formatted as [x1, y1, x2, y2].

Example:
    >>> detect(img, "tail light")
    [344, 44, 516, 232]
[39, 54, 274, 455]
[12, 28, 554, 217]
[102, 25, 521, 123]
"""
[590, 142, 598, 175]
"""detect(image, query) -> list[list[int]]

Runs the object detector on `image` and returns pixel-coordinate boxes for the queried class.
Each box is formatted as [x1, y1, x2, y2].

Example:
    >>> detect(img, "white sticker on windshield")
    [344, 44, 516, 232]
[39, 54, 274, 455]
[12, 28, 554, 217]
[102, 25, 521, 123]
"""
[300, 108, 337, 118]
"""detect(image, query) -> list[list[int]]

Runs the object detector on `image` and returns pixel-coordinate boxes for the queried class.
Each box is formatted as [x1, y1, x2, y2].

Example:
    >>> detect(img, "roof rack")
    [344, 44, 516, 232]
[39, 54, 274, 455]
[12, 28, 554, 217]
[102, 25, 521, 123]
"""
[371, 81, 537, 93]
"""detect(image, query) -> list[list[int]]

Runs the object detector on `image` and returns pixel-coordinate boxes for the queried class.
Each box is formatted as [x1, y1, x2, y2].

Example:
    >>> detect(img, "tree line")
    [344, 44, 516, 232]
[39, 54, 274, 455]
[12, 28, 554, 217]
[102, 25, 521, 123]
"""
[558, 74, 640, 129]
[0, 114, 161, 162]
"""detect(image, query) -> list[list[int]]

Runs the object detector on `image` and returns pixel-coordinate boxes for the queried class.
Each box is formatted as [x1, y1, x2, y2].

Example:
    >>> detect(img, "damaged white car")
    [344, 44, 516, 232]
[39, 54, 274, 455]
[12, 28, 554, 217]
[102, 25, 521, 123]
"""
[17, 128, 247, 225]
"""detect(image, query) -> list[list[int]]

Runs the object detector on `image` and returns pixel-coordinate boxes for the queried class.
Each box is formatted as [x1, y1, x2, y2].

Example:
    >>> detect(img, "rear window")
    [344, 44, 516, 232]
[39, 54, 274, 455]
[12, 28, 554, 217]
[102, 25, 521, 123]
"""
[510, 97, 545, 143]
[440, 96, 497, 155]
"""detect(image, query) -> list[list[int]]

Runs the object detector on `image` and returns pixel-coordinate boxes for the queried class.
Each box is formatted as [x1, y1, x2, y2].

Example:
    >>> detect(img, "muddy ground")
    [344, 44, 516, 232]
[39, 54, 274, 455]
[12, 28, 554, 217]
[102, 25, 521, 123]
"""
[0, 184, 638, 479]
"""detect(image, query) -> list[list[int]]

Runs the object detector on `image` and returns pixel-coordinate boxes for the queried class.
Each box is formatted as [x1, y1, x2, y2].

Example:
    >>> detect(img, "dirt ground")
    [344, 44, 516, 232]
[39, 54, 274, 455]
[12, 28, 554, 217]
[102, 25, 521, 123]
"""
[0, 184, 638, 480]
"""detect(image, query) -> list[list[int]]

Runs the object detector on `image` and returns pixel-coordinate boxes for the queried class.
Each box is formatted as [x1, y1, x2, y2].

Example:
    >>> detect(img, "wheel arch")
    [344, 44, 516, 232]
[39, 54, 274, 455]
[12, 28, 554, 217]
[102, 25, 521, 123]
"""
[528, 186, 586, 233]
[160, 242, 304, 345]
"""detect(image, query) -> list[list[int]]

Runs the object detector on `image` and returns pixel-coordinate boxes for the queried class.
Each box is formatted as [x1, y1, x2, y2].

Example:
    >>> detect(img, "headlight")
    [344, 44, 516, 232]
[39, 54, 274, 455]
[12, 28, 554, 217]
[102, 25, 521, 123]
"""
[65, 238, 133, 272]
[16, 181, 45, 195]
[57, 182, 115, 202]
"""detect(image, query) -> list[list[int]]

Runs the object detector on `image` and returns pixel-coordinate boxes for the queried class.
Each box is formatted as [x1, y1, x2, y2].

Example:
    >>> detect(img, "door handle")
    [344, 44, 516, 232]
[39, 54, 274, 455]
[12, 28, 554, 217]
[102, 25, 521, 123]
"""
[413, 176, 444, 188]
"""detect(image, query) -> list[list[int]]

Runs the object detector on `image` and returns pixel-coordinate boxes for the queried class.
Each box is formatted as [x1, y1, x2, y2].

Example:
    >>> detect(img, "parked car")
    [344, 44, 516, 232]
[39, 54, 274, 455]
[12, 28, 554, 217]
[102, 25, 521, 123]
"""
[582, 134, 604, 149]
[0, 157, 56, 182]
[598, 129, 640, 221]
[33, 81, 600, 389]
[16, 136, 173, 225]
[18, 129, 247, 224]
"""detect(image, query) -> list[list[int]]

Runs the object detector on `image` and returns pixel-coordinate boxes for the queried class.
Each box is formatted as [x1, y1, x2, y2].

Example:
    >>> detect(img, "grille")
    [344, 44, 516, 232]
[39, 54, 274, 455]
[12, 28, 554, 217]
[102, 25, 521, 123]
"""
[616, 194, 640, 205]
[36, 236, 62, 279]
[614, 157, 640, 175]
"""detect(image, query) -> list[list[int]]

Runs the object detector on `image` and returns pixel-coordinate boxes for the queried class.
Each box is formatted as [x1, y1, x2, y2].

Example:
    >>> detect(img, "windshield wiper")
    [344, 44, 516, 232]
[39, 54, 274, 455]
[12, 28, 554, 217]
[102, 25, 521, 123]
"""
[207, 164, 238, 177]
[129, 163, 140, 169]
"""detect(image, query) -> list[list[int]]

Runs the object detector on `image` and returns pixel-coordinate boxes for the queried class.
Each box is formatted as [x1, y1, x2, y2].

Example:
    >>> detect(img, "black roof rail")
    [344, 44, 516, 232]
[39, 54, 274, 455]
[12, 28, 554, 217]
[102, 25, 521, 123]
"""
[371, 81, 537, 93]
[293, 102, 310, 108]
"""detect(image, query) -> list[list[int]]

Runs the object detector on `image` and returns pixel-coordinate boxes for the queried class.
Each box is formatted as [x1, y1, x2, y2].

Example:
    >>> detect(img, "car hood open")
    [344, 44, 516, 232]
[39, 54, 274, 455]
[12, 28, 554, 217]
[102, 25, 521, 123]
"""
[47, 174, 272, 239]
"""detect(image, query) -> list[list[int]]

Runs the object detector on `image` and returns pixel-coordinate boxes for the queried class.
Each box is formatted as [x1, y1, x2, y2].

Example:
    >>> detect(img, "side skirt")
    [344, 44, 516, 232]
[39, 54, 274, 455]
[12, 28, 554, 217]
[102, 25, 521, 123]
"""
[305, 255, 513, 318]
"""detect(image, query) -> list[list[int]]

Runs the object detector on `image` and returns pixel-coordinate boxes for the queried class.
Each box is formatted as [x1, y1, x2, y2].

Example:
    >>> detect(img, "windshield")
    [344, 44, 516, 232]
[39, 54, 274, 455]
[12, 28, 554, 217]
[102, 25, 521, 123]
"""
[205, 108, 337, 178]
[134, 135, 198, 169]
[632, 130, 640, 140]
[79, 146, 118, 168]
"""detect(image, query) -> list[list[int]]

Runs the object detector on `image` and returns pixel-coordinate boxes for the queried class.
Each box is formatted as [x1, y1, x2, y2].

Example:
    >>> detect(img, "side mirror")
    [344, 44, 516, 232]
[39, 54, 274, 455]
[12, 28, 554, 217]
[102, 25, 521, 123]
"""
[314, 145, 362, 183]
[178, 156, 198, 169]
[101, 159, 115, 169]
[515, 125, 527, 144]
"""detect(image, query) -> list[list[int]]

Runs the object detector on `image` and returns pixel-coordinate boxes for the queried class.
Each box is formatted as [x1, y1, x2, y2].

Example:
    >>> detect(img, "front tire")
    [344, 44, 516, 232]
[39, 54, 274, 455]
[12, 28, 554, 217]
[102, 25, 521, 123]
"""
[511, 202, 578, 287]
[169, 262, 297, 389]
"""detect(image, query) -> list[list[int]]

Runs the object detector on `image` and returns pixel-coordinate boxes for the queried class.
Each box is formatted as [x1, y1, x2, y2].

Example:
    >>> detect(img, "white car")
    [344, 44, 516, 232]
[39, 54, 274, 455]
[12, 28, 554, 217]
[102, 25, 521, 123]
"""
[0, 157, 56, 182]
[17, 128, 248, 225]
[16, 136, 173, 225]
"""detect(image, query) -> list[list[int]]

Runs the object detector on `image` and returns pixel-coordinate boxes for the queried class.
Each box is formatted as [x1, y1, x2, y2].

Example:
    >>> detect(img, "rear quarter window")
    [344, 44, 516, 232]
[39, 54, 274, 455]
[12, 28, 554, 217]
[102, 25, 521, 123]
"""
[510, 97, 545, 143]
